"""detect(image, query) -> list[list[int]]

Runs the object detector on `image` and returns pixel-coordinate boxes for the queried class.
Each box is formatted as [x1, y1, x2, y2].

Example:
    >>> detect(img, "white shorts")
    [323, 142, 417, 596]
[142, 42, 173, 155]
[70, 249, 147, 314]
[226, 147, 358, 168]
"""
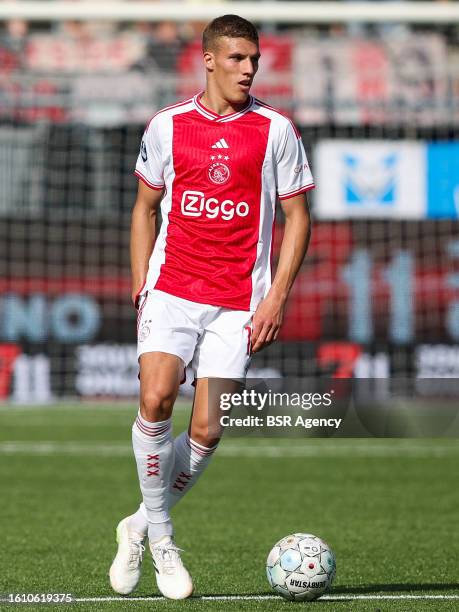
[136, 289, 253, 379]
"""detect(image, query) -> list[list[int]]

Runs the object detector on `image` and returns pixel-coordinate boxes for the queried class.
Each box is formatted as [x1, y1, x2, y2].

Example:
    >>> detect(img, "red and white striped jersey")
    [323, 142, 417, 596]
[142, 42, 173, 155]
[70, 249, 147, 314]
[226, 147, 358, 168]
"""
[135, 93, 314, 311]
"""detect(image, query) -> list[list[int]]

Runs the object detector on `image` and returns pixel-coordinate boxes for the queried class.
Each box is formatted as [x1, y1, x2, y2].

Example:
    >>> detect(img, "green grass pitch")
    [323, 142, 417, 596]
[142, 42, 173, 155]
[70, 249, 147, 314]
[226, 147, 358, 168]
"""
[0, 403, 458, 611]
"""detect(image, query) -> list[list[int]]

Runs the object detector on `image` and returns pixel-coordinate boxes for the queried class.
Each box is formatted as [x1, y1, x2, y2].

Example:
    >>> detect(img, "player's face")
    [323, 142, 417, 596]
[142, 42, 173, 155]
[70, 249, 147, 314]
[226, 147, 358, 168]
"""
[205, 37, 260, 105]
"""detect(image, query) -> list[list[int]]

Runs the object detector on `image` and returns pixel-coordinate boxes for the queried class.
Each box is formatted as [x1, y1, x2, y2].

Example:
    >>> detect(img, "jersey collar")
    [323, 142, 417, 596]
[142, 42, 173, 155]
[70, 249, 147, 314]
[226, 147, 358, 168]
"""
[193, 92, 254, 123]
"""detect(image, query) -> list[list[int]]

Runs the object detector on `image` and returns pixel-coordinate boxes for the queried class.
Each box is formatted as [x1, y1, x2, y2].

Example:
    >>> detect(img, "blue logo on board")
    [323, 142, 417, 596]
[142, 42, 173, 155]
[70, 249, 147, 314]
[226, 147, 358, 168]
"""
[343, 153, 398, 208]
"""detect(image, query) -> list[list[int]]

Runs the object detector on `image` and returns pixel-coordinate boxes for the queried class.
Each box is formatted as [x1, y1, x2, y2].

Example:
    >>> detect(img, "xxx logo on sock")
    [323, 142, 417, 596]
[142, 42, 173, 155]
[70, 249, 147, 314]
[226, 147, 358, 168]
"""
[172, 471, 192, 491]
[147, 454, 159, 476]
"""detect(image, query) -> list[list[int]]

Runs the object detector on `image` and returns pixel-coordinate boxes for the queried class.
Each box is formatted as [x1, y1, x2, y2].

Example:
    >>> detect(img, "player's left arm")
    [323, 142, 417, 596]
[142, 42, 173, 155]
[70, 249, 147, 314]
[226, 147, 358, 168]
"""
[251, 192, 311, 353]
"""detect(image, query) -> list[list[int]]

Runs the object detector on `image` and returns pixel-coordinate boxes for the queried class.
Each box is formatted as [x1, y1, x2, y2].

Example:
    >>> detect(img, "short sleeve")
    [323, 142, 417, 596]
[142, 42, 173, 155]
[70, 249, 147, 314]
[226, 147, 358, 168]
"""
[275, 120, 314, 200]
[134, 116, 165, 190]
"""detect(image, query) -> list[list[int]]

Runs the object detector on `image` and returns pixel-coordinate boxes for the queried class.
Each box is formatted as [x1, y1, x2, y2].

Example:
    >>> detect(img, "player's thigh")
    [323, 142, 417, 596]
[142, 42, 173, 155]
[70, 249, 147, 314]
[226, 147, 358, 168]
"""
[189, 377, 244, 446]
[139, 351, 184, 421]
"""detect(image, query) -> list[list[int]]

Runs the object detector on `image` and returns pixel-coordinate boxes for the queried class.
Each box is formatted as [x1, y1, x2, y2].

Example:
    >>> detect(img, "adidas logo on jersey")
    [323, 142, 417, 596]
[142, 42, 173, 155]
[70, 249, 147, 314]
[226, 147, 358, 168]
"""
[211, 138, 229, 149]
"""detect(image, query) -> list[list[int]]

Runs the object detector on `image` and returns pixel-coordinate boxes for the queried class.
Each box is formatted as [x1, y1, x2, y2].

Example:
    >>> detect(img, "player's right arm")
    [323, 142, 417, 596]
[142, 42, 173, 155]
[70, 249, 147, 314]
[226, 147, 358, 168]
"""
[131, 114, 165, 307]
[130, 180, 163, 307]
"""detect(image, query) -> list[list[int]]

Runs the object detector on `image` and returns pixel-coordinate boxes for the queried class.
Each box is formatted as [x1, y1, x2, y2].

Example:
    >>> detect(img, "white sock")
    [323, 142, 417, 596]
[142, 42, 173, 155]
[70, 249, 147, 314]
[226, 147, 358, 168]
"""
[128, 432, 218, 535]
[132, 411, 174, 543]
[128, 502, 148, 537]
[168, 432, 218, 510]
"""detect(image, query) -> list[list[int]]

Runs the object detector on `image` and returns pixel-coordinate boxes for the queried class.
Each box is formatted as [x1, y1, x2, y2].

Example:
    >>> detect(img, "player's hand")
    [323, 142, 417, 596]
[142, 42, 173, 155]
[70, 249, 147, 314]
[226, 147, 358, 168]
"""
[251, 293, 286, 353]
[132, 281, 146, 309]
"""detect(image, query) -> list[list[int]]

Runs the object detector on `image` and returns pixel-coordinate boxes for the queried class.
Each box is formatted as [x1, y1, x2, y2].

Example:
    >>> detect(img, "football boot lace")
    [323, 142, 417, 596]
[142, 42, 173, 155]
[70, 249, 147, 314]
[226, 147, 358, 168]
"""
[154, 543, 184, 575]
[128, 538, 145, 569]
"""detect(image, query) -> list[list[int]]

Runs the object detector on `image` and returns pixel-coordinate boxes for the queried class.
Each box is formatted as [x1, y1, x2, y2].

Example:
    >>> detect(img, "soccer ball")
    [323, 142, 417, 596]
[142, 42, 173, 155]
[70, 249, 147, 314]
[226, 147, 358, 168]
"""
[266, 533, 336, 601]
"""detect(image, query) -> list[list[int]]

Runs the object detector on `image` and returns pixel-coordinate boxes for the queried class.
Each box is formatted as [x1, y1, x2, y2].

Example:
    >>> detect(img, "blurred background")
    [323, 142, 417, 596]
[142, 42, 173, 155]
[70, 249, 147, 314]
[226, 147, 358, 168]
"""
[0, 1, 458, 402]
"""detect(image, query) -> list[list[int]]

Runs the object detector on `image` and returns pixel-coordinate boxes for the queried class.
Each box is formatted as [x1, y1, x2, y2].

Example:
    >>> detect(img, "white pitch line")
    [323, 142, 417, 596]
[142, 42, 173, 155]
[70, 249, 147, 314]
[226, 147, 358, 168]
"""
[0, 401, 190, 413]
[0, 441, 458, 458]
[1, 594, 458, 604]
[217, 444, 459, 458]
[0, 442, 131, 457]
[71, 594, 459, 602]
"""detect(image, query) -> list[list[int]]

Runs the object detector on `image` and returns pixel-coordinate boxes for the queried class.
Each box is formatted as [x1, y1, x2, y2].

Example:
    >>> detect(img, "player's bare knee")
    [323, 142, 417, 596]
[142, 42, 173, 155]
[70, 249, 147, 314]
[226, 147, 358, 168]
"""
[140, 389, 175, 422]
[189, 425, 221, 449]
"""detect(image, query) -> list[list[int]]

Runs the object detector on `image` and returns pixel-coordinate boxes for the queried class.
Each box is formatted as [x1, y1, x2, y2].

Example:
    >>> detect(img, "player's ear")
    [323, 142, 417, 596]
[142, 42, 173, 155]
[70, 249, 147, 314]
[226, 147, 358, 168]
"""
[203, 50, 215, 72]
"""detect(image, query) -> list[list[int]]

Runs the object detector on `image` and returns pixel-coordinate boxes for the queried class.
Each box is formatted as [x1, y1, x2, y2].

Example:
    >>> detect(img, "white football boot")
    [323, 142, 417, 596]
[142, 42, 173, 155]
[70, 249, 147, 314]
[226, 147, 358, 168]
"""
[150, 536, 194, 600]
[109, 517, 146, 595]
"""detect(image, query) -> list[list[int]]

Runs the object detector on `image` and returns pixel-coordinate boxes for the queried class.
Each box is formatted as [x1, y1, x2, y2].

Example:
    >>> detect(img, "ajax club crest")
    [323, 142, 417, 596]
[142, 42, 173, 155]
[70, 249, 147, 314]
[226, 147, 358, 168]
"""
[208, 160, 231, 185]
